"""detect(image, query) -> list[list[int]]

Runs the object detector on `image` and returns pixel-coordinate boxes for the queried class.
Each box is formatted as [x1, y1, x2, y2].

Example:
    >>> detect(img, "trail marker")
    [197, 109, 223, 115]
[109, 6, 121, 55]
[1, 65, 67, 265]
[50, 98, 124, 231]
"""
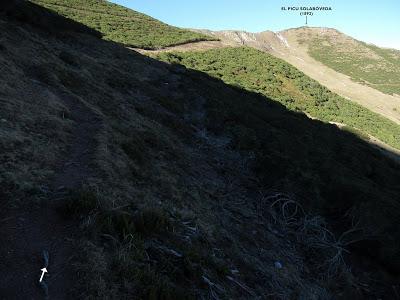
[39, 268, 48, 282]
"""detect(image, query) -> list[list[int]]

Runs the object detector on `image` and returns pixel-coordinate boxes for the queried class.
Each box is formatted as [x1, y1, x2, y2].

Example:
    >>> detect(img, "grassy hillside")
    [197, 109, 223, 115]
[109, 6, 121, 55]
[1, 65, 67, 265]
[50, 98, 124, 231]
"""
[30, 0, 216, 49]
[305, 30, 400, 95]
[2, 2, 400, 298]
[155, 47, 400, 150]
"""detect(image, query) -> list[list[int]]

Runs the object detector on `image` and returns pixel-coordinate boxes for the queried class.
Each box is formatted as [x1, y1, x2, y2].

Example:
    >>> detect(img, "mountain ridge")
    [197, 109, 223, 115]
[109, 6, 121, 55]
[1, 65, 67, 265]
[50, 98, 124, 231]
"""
[190, 26, 400, 124]
[195, 26, 400, 51]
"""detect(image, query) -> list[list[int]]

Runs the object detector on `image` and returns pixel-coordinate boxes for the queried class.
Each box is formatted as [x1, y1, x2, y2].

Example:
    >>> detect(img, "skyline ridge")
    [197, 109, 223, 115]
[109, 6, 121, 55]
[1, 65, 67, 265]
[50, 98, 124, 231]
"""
[110, 0, 400, 50]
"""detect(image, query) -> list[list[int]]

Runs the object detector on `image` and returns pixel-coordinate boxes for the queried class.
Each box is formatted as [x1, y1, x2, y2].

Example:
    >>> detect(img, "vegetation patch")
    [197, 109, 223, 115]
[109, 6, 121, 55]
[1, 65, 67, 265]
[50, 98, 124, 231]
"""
[30, 0, 217, 49]
[58, 188, 99, 217]
[96, 207, 172, 238]
[156, 47, 400, 150]
[308, 35, 400, 95]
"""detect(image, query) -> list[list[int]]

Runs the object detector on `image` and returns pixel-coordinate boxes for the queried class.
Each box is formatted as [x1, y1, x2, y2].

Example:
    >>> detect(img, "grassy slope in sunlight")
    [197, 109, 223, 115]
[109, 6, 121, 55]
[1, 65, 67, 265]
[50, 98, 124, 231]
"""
[30, 0, 217, 49]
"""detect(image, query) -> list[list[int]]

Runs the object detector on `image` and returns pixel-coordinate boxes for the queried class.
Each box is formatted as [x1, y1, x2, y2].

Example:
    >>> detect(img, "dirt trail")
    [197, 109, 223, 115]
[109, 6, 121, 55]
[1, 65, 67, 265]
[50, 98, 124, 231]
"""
[0, 90, 102, 299]
[130, 40, 231, 54]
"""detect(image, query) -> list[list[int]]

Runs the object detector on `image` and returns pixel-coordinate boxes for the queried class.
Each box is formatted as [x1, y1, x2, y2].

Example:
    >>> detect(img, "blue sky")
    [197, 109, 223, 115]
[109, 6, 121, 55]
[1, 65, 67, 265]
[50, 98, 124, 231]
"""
[110, 0, 400, 49]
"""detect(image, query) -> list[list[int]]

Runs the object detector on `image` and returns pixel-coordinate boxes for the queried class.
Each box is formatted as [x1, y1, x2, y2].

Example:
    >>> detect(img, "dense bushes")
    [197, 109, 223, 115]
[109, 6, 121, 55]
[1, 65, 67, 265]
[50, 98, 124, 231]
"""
[156, 47, 400, 150]
[30, 0, 216, 49]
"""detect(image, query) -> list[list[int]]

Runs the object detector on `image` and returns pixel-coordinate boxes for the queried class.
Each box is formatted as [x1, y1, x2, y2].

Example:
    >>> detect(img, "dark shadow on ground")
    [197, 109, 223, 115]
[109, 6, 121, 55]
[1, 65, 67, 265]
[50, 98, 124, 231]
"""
[1, 1, 400, 298]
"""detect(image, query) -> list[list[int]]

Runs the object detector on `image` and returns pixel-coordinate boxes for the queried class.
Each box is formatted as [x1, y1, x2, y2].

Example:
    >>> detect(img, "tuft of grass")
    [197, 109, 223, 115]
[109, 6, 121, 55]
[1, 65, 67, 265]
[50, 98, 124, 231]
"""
[134, 208, 173, 236]
[96, 207, 172, 239]
[24, 64, 59, 86]
[59, 188, 99, 217]
[121, 138, 147, 166]
[135, 269, 189, 300]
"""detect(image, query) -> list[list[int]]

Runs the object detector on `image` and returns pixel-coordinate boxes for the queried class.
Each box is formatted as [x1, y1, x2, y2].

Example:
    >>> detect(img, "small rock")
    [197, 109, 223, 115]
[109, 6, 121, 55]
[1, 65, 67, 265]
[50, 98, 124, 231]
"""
[169, 249, 183, 258]
[274, 261, 283, 269]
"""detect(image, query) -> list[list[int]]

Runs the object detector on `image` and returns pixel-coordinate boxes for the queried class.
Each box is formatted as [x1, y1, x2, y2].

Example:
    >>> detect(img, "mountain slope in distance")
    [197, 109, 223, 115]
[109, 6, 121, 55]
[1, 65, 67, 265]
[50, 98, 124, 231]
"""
[303, 27, 400, 95]
[193, 27, 400, 125]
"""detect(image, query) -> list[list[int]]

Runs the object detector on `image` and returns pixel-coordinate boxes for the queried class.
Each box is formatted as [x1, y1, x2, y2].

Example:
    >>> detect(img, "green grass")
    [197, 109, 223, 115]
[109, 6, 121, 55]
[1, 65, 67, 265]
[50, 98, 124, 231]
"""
[29, 0, 216, 49]
[155, 47, 400, 150]
[308, 36, 400, 95]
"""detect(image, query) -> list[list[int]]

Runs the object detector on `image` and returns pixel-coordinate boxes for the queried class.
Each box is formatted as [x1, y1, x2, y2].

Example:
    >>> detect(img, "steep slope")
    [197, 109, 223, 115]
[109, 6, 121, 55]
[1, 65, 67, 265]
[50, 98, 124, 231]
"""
[155, 47, 400, 151]
[193, 28, 400, 125]
[303, 27, 400, 96]
[2, 2, 400, 299]
[280, 27, 400, 123]
[27, 0, 400, 124]
[30, 0, 216, 49]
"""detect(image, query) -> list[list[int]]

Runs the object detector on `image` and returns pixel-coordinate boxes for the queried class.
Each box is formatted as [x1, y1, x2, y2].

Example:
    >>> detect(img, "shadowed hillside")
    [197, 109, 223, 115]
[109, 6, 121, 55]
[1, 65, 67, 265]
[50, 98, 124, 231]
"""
[1, 2, 400, 299]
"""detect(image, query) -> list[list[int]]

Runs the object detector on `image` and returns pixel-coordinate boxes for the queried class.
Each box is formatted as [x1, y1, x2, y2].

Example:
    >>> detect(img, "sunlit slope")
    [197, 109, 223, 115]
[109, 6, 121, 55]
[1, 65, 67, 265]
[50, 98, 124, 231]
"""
[30, 0, 216, 49]
[301, 27, 400, 95]
[192, 27, 400, 124]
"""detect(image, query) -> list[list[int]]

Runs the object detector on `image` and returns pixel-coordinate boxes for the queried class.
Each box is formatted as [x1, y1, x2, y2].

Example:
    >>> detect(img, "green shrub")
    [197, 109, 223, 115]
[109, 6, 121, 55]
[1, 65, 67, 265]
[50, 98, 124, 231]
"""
[30, 0, 217, 49]
[156, 47, 400, 150]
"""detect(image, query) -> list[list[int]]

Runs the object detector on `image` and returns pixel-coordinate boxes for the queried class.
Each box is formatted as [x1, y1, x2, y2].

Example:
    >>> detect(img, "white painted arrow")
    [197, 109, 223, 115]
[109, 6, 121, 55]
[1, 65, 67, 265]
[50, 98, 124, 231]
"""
[39, 268, 48, 282]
